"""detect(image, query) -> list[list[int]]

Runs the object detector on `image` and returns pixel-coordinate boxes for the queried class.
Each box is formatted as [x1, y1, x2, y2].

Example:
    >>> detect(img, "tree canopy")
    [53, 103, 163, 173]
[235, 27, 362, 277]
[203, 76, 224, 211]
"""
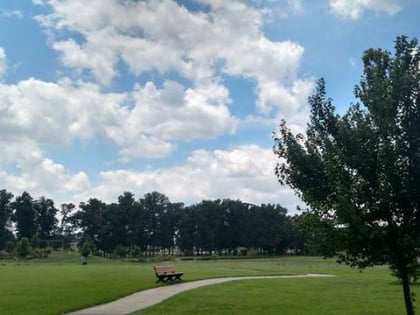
[274, 36, 419, 315]
[1, 188, 322, 259]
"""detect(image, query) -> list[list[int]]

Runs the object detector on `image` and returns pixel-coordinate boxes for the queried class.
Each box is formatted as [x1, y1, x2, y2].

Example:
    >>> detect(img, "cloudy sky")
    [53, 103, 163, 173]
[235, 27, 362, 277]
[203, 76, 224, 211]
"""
[0, 0, 418, 212]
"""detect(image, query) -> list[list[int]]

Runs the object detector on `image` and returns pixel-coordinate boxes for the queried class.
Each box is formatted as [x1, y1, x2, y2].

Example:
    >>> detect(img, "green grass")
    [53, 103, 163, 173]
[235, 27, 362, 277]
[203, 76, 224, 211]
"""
[135, 259, 419, 315]
[0, 253, 418, 315]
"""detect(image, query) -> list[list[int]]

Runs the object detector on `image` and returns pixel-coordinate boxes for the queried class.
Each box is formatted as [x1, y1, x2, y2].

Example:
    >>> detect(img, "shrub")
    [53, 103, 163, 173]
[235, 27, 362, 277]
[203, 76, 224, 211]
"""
[114, 244, 127, 258]
[16, 238, 31, 260]
[80, 241, 92, 265]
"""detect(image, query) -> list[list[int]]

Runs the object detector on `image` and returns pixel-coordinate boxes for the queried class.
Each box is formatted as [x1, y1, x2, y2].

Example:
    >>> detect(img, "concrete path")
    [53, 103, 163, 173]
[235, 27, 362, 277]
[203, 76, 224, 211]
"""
[66, 273, 334, 315]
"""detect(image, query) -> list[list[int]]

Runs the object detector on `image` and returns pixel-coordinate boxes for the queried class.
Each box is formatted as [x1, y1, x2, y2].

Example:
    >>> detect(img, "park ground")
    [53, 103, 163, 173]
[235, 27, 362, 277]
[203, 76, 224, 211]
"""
[0, 253, 418, 315]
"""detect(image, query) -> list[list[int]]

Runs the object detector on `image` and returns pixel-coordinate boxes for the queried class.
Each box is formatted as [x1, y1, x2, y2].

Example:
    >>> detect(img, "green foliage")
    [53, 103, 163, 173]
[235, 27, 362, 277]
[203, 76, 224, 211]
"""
[80, 241, 92, 258]
[5, 240, 15, 254]
[30, 235, 39, 249]
[0, 189, 14, 250]
[114, 244, 127, 258]
[31, 248, 50, 259]
[290, 212, 343, 256]
[16, 238, 31, 260]
[12, 192, 36, 239]
[34, 196, 58, 241]
[274, 35, 419, 315]
[130, 246, 142, 258]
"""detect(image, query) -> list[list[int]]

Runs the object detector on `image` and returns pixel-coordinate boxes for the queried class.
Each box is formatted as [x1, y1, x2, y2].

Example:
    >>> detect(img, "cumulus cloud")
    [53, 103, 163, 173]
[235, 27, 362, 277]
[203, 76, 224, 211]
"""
[0, 137, 91, 204]
[330, 0, 402, 19]
[88, 145, 303, 212]
[34, 0, 312, 123]
[0, 143, 302, 209]
[0, 78, 126, 145]
[0, 0, 313, 208]
[0, 76, 237, 161]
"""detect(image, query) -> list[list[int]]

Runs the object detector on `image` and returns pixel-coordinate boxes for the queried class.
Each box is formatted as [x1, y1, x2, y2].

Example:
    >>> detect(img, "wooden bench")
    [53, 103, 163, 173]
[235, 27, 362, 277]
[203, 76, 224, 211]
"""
[154, 265, 184, 283]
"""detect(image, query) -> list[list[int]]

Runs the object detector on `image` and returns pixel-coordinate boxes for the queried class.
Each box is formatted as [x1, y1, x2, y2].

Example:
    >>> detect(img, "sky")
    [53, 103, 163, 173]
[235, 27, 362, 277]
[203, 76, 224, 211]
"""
[0, 0, 418, 213]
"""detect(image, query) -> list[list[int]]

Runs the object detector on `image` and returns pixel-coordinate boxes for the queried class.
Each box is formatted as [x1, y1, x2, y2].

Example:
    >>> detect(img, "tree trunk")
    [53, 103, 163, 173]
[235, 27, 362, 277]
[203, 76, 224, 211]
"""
[401, 269, 415, 315]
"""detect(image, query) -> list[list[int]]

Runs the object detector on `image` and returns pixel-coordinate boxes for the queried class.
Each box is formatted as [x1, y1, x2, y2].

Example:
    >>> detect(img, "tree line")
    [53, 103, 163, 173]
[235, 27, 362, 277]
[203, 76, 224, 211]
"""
[0, 189, 335, 258]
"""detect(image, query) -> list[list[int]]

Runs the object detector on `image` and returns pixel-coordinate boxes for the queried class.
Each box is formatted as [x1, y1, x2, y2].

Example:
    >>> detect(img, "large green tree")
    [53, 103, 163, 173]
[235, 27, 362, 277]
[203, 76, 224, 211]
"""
[274, 36, 419, 315]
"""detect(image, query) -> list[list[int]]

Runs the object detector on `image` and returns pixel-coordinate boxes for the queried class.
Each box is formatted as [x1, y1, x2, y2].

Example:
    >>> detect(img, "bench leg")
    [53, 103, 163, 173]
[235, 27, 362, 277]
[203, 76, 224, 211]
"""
[156, 276, 167, 283]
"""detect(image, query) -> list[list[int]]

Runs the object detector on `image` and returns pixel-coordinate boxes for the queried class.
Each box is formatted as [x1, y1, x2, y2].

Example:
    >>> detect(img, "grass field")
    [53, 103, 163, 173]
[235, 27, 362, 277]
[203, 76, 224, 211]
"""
[0, 253, 418, 314]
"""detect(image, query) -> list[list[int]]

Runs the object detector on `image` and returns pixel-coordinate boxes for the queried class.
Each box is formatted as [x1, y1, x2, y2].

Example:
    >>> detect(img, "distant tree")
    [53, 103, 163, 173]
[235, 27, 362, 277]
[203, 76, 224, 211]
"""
[34, 196, 58, 242]
[177, 205, 200, 255]
[113, 192, 136, 248]
[274, 36, 419, 315]
[195, 199, 223, 253]
[141, 192, 170, 256]
[59, 203, 77, 248]
[249, 204, 288, 254]
[219, 199, 253, 252]
[16, 237, 31, 260]
[289, 211, 343, 256]
[73, 198, 107, 251]
[12, 192, 36, 239]
[158, 202, 183, 255]
[0, 189, 14, 249]
[126, 197, 146, 252]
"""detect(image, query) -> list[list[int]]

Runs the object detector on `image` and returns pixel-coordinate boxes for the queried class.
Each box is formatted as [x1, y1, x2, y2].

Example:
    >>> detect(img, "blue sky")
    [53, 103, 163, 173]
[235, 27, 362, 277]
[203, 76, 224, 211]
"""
[0, 0, 418, 212]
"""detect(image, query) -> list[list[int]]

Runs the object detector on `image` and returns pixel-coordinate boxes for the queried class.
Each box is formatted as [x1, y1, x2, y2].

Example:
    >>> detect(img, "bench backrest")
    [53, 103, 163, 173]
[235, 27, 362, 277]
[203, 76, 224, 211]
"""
[154, 265, 176, 275]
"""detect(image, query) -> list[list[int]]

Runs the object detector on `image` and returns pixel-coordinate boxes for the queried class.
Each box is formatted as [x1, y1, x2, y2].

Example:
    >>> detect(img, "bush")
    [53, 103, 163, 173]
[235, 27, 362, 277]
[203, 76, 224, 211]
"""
[80, 241, 92, 265]
[5, 241, 15, 255]
[130, 246, 142, 258]
[16, 238, 31, 260]
[114, 244, 127, 258]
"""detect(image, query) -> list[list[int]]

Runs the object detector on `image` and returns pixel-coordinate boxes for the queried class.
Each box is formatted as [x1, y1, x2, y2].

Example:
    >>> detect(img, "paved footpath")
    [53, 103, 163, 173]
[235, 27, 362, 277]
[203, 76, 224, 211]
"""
[66, 273, 334, 315]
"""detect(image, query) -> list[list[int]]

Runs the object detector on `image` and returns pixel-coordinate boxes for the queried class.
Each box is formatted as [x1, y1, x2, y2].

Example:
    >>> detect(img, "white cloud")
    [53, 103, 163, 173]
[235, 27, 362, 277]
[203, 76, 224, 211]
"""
[35, 0, 312, 125]
[330, 0, 402, 19]
[0, 76, 237, 161]
[0, 48, 6, 78]
[0, 0, 314, 209]
[0, 137, 91, 204]
[11, 143, 302, 211]
[89, 145, 303, 212]
[0, 78, 126, 145]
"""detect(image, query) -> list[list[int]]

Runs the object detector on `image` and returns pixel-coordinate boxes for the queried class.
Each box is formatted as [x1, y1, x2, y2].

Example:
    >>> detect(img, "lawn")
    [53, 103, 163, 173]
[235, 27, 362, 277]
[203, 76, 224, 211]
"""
[136, 263, 415, 315]
[0, 253, 417, 314]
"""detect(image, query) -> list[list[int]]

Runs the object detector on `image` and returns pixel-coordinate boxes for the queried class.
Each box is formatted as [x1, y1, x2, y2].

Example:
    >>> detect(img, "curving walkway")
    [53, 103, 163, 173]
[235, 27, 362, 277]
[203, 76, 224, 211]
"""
[66, 273, 335, 315]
